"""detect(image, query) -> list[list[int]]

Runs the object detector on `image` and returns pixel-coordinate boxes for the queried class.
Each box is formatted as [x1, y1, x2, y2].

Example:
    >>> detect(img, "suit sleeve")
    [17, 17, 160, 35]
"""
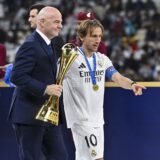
[11, 41, 46, 97]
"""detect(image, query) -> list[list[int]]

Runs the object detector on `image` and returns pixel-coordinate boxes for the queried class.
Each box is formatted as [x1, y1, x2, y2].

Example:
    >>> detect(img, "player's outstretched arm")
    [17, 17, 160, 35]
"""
[111, 72, 146, 96]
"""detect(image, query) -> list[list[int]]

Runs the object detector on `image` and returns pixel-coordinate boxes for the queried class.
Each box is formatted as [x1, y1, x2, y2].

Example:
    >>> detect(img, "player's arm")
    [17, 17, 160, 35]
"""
[111, 72, 146, 96]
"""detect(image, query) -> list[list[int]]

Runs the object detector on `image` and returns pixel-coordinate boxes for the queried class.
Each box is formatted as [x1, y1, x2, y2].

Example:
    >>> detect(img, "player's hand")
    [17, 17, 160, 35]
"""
[45, 84, 63, 97]
[131, 83, 146, 96]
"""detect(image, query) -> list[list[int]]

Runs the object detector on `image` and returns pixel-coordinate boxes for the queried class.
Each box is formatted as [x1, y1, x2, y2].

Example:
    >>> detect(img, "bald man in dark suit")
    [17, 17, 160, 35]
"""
[9, 7, 67, 160]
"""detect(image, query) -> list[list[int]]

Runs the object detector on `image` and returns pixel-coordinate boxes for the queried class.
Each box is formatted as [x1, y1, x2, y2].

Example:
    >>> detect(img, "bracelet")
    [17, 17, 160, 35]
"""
[131, 81, 137, 86]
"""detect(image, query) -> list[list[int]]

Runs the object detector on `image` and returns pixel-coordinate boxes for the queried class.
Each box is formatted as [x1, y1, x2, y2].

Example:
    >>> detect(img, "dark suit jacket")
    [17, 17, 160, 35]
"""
[9, 31, 58, 125]
[0, 44, 6, 78]
[52, 35, 64, 58]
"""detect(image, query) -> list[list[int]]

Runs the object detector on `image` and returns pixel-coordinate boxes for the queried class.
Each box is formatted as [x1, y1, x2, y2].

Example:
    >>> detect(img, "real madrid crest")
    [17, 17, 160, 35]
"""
[97, 60, 103, 67]
[91, 149, 97, 157]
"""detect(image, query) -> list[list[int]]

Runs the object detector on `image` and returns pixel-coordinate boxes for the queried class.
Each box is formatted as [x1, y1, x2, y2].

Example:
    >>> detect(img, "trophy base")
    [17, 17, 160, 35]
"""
[45, 108, 59, 126]
[36, 107, 59, 126]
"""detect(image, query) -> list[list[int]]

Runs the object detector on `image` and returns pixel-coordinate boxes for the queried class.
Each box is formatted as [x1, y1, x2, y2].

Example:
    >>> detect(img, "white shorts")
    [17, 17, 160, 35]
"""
[71, 124, 104, 160]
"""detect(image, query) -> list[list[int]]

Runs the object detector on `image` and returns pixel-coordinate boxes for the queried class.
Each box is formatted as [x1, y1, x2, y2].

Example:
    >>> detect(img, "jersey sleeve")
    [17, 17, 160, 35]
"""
[103, 55, 118, 79]
[105, 66, 117, 79]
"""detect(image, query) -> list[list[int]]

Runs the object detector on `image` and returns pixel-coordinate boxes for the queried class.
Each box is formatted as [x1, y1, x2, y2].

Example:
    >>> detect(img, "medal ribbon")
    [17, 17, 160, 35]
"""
[79, 47, 97, 86]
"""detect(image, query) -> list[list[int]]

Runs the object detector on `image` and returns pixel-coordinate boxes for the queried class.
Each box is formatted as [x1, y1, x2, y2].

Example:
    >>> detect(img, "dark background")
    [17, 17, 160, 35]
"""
[1, 85, 160, 160]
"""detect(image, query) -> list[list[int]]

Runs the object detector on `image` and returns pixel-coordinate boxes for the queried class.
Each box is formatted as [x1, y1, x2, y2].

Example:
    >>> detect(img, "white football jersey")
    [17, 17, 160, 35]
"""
[63, 49, 116, 128]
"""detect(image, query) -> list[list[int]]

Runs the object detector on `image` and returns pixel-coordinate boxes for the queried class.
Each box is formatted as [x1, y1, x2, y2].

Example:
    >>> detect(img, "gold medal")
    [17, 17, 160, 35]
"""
[93, 84, 99, 91]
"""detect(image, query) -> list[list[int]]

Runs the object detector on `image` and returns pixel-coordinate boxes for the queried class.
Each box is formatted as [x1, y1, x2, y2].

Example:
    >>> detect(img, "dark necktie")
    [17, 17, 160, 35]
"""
[48, 43, 57, 75]
[48, 43, 53, 55]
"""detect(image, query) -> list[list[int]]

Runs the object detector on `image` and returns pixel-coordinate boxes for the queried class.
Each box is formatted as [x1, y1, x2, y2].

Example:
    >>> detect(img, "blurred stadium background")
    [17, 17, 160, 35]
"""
[0, 0, 160, 81]
[1, 1, 160, 160]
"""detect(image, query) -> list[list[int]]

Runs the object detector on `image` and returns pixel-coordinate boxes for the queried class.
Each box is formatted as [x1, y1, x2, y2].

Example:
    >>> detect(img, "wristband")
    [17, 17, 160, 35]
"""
[131, 81, 137, 86]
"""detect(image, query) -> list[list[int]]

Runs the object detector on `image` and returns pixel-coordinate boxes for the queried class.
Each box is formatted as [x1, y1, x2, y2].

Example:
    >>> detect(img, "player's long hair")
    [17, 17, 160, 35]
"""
[77, 19, 104, 44]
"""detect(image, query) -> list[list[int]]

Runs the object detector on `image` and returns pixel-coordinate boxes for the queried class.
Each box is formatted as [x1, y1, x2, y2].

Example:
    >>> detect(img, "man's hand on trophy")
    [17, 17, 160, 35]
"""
[45, 84, 63, 97]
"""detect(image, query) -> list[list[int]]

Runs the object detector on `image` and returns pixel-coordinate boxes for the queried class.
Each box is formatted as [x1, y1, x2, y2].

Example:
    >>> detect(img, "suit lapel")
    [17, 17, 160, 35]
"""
[34, 31, 57, 75]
